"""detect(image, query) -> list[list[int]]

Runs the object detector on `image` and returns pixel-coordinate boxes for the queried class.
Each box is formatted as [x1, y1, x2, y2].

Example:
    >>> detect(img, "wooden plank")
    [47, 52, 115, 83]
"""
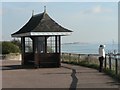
[21, 37, 25, 65]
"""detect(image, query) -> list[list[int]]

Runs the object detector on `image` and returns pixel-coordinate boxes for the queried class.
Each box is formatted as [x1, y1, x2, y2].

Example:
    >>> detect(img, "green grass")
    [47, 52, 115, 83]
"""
[62, 60, 120, 83]
[103, 68, 120, 82]
[62, 60, 99, 69]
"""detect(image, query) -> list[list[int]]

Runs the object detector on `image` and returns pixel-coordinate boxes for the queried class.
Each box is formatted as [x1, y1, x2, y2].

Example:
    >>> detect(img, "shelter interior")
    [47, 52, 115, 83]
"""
[21, 36, 61, 68]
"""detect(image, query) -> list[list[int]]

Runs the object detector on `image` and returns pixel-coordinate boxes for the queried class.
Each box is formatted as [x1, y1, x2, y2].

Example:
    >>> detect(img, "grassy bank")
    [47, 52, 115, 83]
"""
[62, 60, 120, 83]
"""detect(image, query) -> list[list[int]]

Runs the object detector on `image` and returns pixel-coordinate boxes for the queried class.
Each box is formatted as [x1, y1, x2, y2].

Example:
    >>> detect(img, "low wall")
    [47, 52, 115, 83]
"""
[2, 53, 21, 61]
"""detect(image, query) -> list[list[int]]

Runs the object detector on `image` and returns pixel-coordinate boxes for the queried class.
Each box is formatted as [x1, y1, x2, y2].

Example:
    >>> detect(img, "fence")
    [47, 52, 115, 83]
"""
[104, 53, 120, 75]
[61, 53, 120, 76]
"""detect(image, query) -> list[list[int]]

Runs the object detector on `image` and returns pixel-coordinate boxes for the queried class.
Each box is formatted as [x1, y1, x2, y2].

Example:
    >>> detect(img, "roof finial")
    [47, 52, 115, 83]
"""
[32, 10, 34, 16]
[44, 6, 46, 13]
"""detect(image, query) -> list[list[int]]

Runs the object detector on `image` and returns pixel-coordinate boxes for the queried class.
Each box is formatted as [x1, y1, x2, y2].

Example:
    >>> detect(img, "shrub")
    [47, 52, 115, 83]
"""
[2, 41, 20, 54]
[11, 39, 21, 50]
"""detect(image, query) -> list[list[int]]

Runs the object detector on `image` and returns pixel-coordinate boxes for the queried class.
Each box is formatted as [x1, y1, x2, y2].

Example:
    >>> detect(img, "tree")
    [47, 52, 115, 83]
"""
[11, 39, 21, 50]
[2, 41, 20, 54]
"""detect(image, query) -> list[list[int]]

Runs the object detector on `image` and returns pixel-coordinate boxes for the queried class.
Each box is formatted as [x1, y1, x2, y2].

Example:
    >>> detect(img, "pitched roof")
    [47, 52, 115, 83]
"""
[12, 11, 72, 37]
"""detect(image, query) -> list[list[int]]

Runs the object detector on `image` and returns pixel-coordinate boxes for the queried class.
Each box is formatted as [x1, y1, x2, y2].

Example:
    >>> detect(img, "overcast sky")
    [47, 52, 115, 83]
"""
[1, 1, 118, 44]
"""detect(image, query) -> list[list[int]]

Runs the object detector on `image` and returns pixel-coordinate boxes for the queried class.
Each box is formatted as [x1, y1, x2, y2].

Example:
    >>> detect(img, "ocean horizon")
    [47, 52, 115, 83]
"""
[61, 43, 118, 54]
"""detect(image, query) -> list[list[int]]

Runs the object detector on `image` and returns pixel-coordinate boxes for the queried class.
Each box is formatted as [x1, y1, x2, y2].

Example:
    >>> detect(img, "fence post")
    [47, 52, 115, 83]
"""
[69, 53, 71, 63]
[87, 54, 90, 63]
[78, 54, 80, 64]
[115, 57, 118, 75]
[109, 54, 112, 70]
[61, 53, 64, 62]
[104, 55, 107, 69]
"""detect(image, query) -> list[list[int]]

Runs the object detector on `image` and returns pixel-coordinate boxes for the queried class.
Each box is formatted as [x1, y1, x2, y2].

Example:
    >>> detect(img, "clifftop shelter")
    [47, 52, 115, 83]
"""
[11, 8, 72, 68]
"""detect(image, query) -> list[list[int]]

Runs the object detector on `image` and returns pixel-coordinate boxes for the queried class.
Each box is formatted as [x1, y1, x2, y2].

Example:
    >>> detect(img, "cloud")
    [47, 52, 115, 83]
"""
[92, 5, 112, 13]
[81, 5, 112, 14]
[92, 6, 102, 13]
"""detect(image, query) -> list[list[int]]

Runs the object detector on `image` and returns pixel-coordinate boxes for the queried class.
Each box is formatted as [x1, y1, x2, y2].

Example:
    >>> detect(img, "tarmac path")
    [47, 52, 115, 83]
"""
[1, 60, 120, 89]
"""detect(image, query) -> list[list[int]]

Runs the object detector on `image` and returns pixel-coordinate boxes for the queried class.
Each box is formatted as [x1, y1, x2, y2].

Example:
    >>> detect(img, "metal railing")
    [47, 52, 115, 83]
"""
[104, 53, 120, 75]
[61, 53, 120, 75]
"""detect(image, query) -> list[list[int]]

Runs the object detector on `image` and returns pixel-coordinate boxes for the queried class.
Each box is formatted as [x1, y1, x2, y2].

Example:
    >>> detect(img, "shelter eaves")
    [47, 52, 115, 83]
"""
[11, 11, 72, 37]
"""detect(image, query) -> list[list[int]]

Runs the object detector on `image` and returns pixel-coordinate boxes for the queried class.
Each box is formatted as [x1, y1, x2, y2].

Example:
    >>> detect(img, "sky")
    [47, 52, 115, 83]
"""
[0, 1, 118, 44]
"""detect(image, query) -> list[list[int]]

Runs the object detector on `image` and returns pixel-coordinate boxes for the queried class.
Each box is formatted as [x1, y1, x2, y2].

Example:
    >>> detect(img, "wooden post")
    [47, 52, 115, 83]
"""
[115, 58, 118, 75]
[34, 38, 39, 68]
[45, 36, 47, 53]
[21, 37, 25, 65]
[69, 53, 71, 63]
[104, 55, 107, 69]
[55, 36, 58, 53]
[78, 54, 80, 64]
[59, 36, 61, 54]
[62, 53, 65, 62]
[61, 53, 63, 62]
[58, 36, 61, 67]
[109, 55, 112, 70]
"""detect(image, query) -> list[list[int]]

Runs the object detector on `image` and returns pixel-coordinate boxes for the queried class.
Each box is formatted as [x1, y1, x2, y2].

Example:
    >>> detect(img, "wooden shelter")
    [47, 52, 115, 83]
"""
[11, 8, 72, 68]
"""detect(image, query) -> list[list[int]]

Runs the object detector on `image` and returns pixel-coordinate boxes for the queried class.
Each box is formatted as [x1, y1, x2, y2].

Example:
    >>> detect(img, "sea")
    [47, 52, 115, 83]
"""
[61, 43, 118, 54]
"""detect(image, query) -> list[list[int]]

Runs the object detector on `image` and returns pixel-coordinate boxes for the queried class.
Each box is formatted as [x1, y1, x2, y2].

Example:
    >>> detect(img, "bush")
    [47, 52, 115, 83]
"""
[2, 41, 20, 54]
[11, 39, 21, 50]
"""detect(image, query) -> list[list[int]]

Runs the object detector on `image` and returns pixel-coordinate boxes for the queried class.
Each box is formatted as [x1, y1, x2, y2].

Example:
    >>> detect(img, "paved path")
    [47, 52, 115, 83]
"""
[1, 60, 120, 89]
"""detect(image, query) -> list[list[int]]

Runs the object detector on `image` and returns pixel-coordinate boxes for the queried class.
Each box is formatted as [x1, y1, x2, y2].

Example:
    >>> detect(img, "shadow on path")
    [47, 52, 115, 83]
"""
[1, 65, 36, 70]
[61, 65, 78, 89]
[69, 69, 78, 90]
[2, 64, 64, 70]
[1, 65, 23, 70]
